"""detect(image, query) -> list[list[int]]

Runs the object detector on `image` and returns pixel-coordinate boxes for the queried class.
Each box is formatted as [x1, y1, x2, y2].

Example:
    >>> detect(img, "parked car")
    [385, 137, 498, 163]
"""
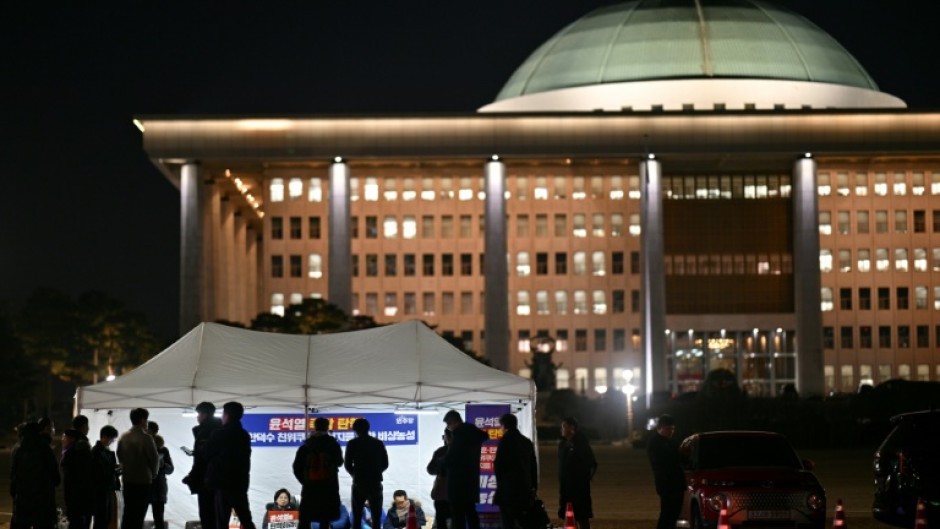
[872, 409, 940, 527]
[677, 431, 826, 529]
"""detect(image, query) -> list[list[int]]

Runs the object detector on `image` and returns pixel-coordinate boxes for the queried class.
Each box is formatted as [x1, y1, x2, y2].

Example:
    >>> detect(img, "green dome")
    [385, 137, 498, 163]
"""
[496, 0, 879, 102]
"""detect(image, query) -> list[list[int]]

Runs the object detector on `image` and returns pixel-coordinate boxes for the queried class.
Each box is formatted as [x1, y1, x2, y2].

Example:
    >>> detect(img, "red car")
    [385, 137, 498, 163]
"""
[676, 431, 826, 529]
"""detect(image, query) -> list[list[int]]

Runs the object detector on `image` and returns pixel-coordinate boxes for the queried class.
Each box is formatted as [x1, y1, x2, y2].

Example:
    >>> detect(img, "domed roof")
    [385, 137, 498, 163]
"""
[495, 0, 880, 102]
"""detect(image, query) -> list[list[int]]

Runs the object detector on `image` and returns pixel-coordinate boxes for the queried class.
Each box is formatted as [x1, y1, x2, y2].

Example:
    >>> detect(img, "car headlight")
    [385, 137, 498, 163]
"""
[807, 493, 825, 511]
[706, 494, 729, 513]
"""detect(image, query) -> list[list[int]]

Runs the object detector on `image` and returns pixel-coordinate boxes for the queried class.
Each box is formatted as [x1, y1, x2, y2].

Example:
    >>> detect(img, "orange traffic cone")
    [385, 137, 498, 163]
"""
[914, 498, 928, 529]
[564, 502, 575, 529]
[832, 499, 847, 529]
[717, 498, 730, 529]
[406, 503, 418, 529]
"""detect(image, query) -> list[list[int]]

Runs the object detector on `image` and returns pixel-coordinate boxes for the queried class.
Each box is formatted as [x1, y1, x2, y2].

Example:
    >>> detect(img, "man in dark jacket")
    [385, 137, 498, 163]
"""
[382, 490, 427, 529]
[90, 425, 120, 529]
[117, 408, 160, 529]
[558, 416, 597, 529]
[494, 413, 538, 529]
[345, 418, 389, 529]
[205, 401, 256, 529]
[11, 421, 60, 529]
[443, 410, 489, 529]
[293, 417, 344, 529]
[62, 415, 94, 529]
[183, 401, 222, 529]
[647, 415, 685, 529]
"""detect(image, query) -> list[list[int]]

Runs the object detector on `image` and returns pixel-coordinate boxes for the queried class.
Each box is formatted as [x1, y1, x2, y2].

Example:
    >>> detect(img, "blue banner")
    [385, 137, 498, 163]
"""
[241, 413, 418, 447]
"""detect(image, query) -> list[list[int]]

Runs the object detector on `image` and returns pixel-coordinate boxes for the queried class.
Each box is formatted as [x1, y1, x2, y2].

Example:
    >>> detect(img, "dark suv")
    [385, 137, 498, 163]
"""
[677, 431, 826, 529]
[872, 410, 940, 527]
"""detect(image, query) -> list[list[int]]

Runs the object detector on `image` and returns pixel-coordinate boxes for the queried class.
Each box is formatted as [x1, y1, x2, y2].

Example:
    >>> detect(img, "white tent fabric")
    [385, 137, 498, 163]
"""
[79, 320, 535, 409]
[77, 320, 536, 529]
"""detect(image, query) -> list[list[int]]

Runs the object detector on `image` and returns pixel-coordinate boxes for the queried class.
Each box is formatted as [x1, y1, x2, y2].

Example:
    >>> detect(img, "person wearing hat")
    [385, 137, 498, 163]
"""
[647, 415, 684, 529]
[442, 410, 488, 529]
[183, 401, 222, 529]
[205, 401, 256, 529]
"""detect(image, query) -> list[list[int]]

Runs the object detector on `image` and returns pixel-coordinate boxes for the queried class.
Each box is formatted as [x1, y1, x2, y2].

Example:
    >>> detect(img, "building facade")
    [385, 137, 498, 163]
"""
[141, 1, 940, 401]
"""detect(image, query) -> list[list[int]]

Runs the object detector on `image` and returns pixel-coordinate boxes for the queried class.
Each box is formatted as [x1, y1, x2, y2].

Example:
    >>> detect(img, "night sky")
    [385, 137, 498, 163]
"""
[3, 2, 939, 341]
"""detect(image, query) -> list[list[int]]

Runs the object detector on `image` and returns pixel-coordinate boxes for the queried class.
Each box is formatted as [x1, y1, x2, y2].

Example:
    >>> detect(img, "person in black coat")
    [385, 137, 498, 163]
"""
[90, 425, 121, 529]
[293, 417, 344, 529]
[494, 413, 538, 529]
[426, 429, 452, 529]
[11, 421, 60, 529]
[442, 410, 489, 529]
[345, 418, 389, 529]
[183, 401, 223, 529]
[62, 415, 95, 529]
[647, 415, 685, 529]
[148, 421, 175, 529]
[205, 401, 256, 529]
[558, 417, 597, 529]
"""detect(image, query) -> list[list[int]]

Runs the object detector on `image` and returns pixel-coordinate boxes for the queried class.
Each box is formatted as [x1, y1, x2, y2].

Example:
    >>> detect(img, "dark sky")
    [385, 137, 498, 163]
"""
[3, 2, 939, 341]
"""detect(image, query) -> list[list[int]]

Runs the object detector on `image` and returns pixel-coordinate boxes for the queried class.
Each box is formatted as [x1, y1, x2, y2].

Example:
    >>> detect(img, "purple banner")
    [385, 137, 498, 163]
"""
[465, 403, 510, 514]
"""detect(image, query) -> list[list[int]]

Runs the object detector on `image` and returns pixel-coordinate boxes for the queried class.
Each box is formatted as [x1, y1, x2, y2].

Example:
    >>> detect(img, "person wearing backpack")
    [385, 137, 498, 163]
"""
[293, 417, 344, 529]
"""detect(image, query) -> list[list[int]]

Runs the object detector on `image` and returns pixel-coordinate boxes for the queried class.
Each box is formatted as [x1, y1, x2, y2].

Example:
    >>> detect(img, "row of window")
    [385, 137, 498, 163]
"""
[268, 175, 644, 204]
[820, 247, 940, 273]
[515, 289, 640, 315]
[666, 254, 792, 276]
[820, 209, 940, 235]
[664, 175, 791, 200]
[825, 363, 939, 392]
[818, 171, 940, 198]
[820, 286, 940, 311]
[518, 366, 641, 394]
[822, 324, 940, 349]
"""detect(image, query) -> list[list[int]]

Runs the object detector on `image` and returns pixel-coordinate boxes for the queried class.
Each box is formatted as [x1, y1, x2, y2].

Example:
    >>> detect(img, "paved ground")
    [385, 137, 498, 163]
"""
[0, 443, 887, 529]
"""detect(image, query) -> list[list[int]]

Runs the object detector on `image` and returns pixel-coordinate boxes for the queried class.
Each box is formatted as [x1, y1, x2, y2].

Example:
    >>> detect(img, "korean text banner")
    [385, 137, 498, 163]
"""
[241, 413, 418, 447]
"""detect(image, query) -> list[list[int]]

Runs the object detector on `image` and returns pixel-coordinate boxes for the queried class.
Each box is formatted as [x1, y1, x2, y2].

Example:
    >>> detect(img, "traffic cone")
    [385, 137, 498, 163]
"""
[832, 499, 847, 529]
[564, 502, 575, 529]
[717, 498, 730, 529]
[914, 498, 928, 529]
[406, 503, 418, 529]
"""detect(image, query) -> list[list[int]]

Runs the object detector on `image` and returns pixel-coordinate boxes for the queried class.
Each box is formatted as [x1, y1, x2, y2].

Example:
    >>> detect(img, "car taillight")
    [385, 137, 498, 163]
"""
[807, 493, 825, 511]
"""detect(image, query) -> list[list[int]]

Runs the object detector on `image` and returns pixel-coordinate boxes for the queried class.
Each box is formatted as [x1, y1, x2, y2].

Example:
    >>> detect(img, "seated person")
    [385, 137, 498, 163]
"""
[312, 504, 351, 529]
[264, 489, 299, 529]
[383, 490, 426, 529]
[361, 499, 386, 529]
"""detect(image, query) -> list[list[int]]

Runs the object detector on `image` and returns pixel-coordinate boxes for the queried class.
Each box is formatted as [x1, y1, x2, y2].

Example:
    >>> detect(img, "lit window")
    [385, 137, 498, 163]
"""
[572, 177, 586, 200]
[915, 248, 927, 271]
[836, 172, 850, 196]
[876, 248, 889, 271]
[857, 249, 871, 272]
[403, 178, 416, 201]
[290, 292, 303, 306]
[536, 290, 550, 315]
[932, 173, 940, 195]
[271, 293, 285, 316]
[592, 213, 605, 237]
[308, 178, 322, 202]
[517, 291, 531, 316]
[574, 368, 588, 393]
[458, 177, 473, 201]
[384, 178, 398, 201]
[629, 214, 641, 236]
[935, 287, 940, 310]
[573, 214, 587, 238]
[821, 287, 833, 311]
[421, 177, 435, 201]
[349, 177, 360, 201]
[364, 177, 379, 201]
[308, 254, 322, 278]
[610, 176, 624, 200]
[555, 291, 568, 315]
[534, 177, 549, 200]
[592, 251, 606, 276]
[556, 369, 570, 390]
[270, 178, 285, 203]
[817, 173, 831, 196]
[513, 252, 530, 276]
[898, 364, 911, 381]
[573, 252, 586, 275]
[893, 172, 907, 196]
[819, 211, 832, 235]
[874, 172, 887, 196]
[839, 249, 851, 272]
[611, 214, 624, 237]
[912, 173, 925, 196]
[517, 331, 530, 353]
[628, 176, 641, 199]
[915, 286, 928, 309]
[855, 172, 868, 196]
[402, 216, 416, 240]
[896, 248, 909, 272]
[574, 290, 588, 314]
[383, 216, 398, 239]
[591, 176, 604, 198]
[819, 249, 832, 273]
[384, 293, 398, 317]
[592, 290, 607, 314]
[841, 365, 855, 391]
[288, 178, 303, 200]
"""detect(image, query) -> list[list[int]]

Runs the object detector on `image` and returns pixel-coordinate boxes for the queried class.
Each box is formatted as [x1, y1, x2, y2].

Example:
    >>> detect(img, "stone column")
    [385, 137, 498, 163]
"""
[640, 156, 667, 405]
[792, 156, 825, 397]
[180, 162, 205, 334]
[328, 159, 352, 314]
[484, 157, 510, 372]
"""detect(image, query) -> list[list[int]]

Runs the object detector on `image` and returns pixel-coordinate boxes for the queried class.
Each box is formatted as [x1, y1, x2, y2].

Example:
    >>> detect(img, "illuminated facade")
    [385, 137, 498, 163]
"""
[142, 1, 940, 400]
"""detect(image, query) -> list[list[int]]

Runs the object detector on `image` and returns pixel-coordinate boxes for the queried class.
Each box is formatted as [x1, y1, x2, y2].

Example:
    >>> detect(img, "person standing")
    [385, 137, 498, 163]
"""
[442, 410, 488, 529]
[147, 421, 175, 529]
[90, 425, 121, 529]
[293, 417, 344, 529]
[647, 415, 685, 529]
[426, 429, 452, 529]
[117, 408, 160, 529]
[557, 417, 597, 529]
[494, 413, 538, 529]
[205, 401, 256, 529]
[10, 421, 60, 529]
[345, 418, 389, 529]
[183, 401, 222, 529]
[62, 415, 95, 529]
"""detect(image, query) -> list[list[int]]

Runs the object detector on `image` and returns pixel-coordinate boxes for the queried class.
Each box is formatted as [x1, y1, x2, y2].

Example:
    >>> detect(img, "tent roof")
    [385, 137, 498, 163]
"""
[78, 320, 534, 410]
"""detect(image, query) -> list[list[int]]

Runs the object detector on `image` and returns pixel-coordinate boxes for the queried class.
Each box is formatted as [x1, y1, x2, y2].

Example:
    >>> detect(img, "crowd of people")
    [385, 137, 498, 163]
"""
[9, 404, 626, 529]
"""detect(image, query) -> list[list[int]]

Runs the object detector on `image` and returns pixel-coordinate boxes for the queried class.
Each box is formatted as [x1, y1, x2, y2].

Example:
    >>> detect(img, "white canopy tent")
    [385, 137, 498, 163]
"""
[77, 320, 536, 528]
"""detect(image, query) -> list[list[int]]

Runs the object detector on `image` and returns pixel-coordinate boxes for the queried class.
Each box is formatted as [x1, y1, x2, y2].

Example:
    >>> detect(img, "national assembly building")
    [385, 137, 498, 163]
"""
[138, 0, 940, 401]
